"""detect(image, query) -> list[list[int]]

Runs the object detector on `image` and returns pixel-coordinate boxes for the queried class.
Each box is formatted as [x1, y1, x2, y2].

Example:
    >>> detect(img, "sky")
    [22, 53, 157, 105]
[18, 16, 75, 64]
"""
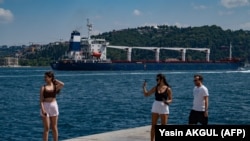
[1, 0, 250, 46]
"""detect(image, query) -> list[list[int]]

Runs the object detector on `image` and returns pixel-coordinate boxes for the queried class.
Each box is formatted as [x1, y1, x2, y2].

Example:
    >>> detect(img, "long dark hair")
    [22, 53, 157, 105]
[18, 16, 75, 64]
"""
[45, 71, 60, 94]
[157, 73, 171, 87]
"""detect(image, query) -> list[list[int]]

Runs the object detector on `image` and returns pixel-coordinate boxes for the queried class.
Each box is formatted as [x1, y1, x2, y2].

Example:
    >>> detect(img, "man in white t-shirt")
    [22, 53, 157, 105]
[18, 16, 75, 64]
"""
[188, 74, 209, 125]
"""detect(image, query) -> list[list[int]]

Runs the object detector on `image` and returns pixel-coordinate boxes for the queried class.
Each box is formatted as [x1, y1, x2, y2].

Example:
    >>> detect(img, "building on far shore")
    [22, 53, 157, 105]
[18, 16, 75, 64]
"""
[0, 57, 19, 67]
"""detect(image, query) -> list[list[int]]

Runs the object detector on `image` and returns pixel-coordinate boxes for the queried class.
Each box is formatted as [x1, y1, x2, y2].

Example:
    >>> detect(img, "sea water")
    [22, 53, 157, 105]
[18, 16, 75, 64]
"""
[0, 67, 249, 140]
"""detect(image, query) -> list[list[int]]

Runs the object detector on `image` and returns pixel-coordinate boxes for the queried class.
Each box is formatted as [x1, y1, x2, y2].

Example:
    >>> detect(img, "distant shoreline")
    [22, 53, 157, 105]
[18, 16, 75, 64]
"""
[0, 65, 50, 68]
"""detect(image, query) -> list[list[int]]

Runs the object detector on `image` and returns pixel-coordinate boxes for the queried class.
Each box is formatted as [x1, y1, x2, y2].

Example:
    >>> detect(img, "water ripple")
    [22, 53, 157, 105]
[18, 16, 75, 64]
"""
[0, 68, 249, 140]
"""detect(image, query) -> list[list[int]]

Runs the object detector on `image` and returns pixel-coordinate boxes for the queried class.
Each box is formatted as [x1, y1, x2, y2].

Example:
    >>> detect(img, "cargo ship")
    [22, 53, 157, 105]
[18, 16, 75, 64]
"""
[50, 19, 244, 71]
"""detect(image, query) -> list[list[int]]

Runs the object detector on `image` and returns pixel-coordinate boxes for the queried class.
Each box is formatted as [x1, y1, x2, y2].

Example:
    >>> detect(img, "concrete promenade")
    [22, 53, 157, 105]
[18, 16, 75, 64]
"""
[63, 125, 151, 141]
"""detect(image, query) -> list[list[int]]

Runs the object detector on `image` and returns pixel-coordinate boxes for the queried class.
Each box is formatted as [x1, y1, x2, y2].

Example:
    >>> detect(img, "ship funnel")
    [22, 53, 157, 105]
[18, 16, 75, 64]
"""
[69, 30, 81, 51]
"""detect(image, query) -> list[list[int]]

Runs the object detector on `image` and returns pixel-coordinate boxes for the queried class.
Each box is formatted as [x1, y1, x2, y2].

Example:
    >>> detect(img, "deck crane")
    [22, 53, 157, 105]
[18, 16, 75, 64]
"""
[107, 46, 132, 62]
[186, 48, 210, 62]
[132, 47, 160, 62]
[106, 45, 211, 62]
[107, 46, 160, 62]
[160, 47, 186, 61]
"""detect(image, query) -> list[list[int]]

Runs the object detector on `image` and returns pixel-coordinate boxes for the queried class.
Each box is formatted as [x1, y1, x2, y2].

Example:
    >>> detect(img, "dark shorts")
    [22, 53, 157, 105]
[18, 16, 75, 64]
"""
[188, 110, 208, 125]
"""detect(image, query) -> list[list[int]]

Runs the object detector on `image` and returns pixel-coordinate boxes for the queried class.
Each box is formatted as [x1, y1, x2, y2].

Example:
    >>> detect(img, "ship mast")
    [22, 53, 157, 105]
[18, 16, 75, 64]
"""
[229, 42, 232, 60]
[87, 18, 92, 40]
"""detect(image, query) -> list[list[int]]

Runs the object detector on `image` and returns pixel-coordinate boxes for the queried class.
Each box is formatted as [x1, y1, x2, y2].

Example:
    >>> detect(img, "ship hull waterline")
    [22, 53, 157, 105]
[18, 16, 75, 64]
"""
[50, 61, 243, 71]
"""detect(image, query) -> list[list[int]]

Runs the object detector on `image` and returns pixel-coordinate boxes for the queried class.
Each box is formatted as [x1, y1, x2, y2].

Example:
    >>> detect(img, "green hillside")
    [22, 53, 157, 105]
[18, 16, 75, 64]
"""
[1, 24, 250, 66]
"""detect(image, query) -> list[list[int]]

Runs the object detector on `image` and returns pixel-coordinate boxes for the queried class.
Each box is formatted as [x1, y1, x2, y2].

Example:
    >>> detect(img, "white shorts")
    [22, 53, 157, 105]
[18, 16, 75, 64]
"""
[151, 100, 169, 114]
[40, 101, 59, 117]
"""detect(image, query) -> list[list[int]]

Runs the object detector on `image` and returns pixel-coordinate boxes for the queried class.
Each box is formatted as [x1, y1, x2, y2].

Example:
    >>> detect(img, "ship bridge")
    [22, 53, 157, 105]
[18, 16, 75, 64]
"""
[106, 46, 210, 62]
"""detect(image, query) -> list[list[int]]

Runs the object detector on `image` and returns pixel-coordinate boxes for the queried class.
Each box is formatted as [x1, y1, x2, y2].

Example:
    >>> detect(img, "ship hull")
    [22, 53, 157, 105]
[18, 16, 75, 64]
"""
[50, 61, 243, 71]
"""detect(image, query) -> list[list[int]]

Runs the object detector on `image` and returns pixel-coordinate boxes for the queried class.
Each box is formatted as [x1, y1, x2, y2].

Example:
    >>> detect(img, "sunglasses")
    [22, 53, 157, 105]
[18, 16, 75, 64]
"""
[193, 79, 199, 82]
[156, 78, 160, 81]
